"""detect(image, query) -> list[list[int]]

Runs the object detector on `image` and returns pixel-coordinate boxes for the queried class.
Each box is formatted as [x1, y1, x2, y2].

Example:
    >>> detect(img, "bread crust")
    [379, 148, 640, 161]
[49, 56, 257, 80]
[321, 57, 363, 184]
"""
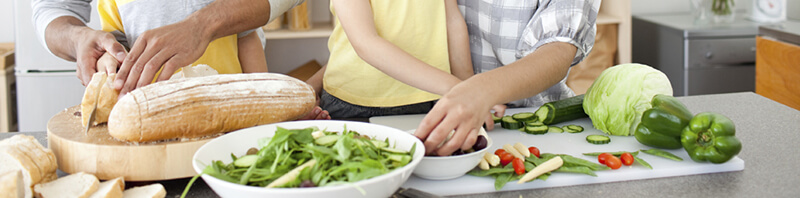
[108, 73, 315, 142]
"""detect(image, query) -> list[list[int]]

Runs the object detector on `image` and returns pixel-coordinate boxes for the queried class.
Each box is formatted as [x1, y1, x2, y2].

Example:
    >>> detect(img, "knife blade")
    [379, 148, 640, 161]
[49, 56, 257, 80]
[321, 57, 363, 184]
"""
[84, 86, 102, 135]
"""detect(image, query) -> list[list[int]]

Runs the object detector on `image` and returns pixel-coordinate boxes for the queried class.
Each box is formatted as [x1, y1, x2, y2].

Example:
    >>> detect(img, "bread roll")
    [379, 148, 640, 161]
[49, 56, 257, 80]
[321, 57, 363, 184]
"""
[108, 73, 315, 142]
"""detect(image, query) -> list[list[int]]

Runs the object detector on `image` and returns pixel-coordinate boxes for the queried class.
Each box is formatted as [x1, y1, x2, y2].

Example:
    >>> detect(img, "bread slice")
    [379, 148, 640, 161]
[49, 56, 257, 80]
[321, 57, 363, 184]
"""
[122, 183, 166, 198]
[34, 172, 100, 198]
[0, 170, 24, 198]
[81, 72, 107, 127]
[0, 146, 42, 198]
[88, 177, 124, 198]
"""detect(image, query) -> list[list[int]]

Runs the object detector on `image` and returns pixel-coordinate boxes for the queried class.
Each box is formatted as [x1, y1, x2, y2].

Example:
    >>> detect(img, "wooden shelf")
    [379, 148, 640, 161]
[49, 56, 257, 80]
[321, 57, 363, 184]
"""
[597, 13, 623, 25]
[263, 22, 333, 40]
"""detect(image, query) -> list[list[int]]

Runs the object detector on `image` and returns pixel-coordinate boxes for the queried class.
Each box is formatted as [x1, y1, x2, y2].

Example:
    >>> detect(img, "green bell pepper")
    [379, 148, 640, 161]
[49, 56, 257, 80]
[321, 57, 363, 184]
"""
[634, 94, 693, 149]
[681, 112, 742, 164]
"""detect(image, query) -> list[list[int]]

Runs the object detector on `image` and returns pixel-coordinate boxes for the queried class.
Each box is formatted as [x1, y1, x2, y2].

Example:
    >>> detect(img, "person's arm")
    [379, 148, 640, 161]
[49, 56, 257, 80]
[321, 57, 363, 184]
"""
[444, 0, 473, 81]
[416, 0, 600, 156]
[114, 0, 305, 97]
[238, 32, 268, 73]
[33, 0, 127, 85]
[331, 0, 461, 96]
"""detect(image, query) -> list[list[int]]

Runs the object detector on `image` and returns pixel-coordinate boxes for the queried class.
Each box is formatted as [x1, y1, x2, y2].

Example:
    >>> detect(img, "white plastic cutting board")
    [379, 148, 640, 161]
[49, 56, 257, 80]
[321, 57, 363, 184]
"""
[370, 108, 745, 196]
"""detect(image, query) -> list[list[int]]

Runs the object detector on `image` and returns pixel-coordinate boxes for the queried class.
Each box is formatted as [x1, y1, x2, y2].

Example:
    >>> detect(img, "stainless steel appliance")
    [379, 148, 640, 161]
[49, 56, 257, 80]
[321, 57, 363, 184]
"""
[633, 13, 764, 96]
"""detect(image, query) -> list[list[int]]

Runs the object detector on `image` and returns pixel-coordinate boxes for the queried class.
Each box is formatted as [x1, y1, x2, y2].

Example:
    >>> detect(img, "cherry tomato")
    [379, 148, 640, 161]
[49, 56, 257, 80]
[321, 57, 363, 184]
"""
[495, 149, 507, 156]
[605, 155, 622, 170]
[512, 158, 525, 175]
[528, 147, 541, 158]
[499, 152, 514, 166]
[597, 153, 613, 165]
[620, 153, 634, 166]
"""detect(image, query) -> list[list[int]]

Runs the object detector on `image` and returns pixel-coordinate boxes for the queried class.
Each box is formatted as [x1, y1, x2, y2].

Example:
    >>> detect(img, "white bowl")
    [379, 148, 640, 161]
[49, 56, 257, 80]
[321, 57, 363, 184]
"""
[193, 120, 425, 198]
[410, 128, 492, 180]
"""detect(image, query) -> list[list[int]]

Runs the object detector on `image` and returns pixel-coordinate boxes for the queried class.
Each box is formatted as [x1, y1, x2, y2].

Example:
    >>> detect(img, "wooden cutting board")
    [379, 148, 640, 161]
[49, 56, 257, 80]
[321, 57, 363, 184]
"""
[46, 106, 212, 181]
[371, 108, 745, 196]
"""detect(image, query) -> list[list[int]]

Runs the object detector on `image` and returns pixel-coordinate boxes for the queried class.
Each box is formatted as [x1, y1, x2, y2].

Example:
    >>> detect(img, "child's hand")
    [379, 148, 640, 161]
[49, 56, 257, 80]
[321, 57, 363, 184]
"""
[297, 106, 330, 120]
[483, 104, 507, 131]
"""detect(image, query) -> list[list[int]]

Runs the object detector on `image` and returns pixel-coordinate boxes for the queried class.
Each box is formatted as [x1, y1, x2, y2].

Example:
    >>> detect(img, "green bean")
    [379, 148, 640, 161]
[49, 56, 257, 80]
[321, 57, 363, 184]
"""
[640, 149, 684, 161]
[632, 155, 653, 169]
[555, 166, 597, 177]
[557, 155, 610, 171]
[583, 151, 639, 157]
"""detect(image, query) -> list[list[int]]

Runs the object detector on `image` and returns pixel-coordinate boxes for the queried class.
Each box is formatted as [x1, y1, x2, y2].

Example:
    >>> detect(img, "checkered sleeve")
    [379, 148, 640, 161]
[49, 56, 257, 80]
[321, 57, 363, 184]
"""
[516, 0, 601, 66]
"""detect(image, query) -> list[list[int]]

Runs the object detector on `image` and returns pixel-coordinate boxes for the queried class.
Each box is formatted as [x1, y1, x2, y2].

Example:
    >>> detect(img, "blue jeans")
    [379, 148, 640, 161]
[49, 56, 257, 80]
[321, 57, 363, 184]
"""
[320, 90, 436, 119]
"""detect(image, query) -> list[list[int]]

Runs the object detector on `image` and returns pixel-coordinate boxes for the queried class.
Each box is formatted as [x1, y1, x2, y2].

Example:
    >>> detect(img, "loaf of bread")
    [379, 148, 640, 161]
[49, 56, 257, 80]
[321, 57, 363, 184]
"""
[34, 172, 99, 198]
[80, 72, 119, 127]
[0, 135, 58, 198]
[108, 73, 315, 142]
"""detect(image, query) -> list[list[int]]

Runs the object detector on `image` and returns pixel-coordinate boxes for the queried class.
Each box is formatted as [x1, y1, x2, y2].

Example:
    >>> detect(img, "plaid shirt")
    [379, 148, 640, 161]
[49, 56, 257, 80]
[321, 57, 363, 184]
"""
[459, 0, 600, 107]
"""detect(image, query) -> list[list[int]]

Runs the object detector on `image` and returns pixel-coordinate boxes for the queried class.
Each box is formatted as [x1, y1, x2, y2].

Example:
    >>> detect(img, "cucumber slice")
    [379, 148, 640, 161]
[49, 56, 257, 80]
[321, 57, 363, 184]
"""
[548, 126, 564, 133]
[314, 135, 339, 146]
[524, 125, 549, 135]
[586, 135, 611, 145]
[565, 125, 584, 133]
[380, 147, 409, 154]
[501, 116, 523, 130]
[492, 114, 502, 124]
[512, 112, 538, 123]
[233, 155, 259, 167]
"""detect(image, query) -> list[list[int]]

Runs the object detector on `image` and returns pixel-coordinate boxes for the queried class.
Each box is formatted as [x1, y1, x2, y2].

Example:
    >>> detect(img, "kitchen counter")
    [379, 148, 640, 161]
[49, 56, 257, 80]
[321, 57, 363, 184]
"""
[3, 92, 799, 197]
[760, 20, 800, 45]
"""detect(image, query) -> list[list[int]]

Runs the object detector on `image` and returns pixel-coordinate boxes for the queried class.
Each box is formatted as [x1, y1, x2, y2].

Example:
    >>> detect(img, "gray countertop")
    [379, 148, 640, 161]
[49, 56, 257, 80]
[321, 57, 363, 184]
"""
[760, 20, 800, 45]
[3, 92, 799, 197]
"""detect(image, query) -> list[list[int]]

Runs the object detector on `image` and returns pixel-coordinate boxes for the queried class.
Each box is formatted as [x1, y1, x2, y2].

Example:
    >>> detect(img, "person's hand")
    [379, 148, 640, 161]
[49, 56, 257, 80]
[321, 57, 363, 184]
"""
[415, 84, 500, 156]
[96, 52, 122, 74]
[114, 19, 211, 97]
[73, 28, 127, 86]
[483, 104, 507, 131]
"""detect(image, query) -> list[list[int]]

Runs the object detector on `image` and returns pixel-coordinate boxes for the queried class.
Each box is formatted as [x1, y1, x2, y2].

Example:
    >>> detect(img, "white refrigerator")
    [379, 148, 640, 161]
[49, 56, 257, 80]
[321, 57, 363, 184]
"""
[13, 0, 101, 132]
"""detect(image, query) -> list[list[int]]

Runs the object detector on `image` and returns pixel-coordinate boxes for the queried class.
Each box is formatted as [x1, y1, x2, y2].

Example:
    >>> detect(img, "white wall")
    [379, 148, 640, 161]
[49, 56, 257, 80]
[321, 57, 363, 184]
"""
[1, 0, 15, 43]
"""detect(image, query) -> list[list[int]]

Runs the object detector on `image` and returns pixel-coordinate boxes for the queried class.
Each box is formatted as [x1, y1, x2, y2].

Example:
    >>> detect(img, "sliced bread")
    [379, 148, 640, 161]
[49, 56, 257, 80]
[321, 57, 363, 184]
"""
[0, 146, 42, 198]
[122, 183, 166, 198]
[34, 172, 99, 198]
[0, 170, 24, 198]
[88, 177, 124, 198]
[1, 135, 57, 177]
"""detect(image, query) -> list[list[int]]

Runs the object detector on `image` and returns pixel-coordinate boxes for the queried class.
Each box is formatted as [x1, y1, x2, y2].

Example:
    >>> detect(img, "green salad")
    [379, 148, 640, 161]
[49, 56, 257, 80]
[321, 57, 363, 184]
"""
[182, 126, 415, 196]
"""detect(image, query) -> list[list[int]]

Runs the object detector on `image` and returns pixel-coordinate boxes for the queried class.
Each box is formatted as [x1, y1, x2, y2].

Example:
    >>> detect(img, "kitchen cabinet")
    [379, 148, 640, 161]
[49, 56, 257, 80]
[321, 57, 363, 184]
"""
[262, 0, 332, 74]
[756, 21, 800, 110]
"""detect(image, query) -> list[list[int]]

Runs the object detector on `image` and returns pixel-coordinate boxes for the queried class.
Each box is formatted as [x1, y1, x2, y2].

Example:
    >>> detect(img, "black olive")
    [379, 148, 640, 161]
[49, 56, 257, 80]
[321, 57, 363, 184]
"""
[452, 149, 465, 156]
[299, 180, 316, 188]
[246, 147, 259, 155]
[472, 135, 487, 151]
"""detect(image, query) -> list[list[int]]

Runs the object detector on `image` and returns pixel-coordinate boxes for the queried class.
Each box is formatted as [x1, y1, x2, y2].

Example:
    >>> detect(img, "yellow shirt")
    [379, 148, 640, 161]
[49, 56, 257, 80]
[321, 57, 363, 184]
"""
[97, 0, 242, 75]
[324, 0, 451, 107]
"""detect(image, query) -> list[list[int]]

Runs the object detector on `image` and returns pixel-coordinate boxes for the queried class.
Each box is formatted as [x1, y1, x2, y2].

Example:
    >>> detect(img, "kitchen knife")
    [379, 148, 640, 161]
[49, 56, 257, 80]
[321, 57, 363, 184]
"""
[84, 89, 101, 135]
